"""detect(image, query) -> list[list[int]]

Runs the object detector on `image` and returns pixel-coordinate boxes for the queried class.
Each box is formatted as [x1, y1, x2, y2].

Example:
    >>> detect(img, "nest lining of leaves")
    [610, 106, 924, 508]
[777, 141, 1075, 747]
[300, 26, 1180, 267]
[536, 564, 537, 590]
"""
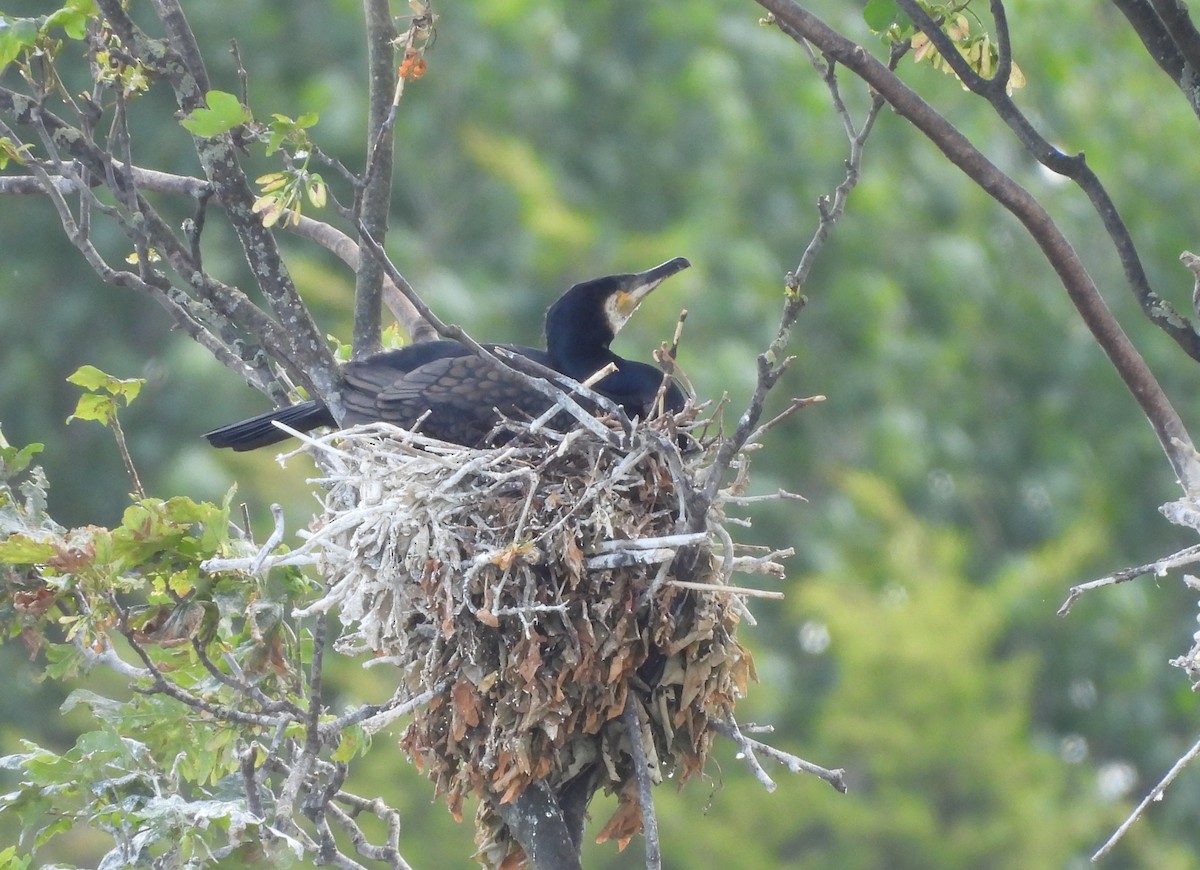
[288, 409, 785, 868]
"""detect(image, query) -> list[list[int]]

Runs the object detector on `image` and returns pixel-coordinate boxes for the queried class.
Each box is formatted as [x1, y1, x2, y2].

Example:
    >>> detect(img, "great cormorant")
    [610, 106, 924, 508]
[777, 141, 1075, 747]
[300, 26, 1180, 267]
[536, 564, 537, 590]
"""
[204, 257, 690, 450]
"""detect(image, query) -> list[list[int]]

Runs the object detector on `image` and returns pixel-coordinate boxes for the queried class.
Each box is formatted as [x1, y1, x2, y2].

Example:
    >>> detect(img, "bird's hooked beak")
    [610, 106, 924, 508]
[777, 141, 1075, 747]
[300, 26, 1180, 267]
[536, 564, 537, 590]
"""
[608, 256, 691, 332]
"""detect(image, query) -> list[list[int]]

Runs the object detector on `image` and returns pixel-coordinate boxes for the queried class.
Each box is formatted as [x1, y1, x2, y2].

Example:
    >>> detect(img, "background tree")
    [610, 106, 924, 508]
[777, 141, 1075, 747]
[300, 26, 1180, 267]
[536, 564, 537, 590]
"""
[4, 0, 1200, 868]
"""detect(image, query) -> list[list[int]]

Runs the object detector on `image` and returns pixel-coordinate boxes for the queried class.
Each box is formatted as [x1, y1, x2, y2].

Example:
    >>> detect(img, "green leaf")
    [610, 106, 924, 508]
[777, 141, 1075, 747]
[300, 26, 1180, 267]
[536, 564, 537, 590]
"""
[0, 438, 43, 478]
[0, 844, 35, 870]
[42, 642, 86, 680]
[306, 174, 327, 208]
[331, 724, 370, 763]
[0, 136, 32, 170]
[180, 90, 252, 137]
[66, 364, 144, 402]
[66, 391, 116, 425]
[44, 0, 98, 40]
[0, 534, 56, 564]
[65, 364, 111, 392]
[31, 817, 70, 850]
[0, 17, 39, 71]
[60, 688, 124, 719]
[863, 0, 909, 34]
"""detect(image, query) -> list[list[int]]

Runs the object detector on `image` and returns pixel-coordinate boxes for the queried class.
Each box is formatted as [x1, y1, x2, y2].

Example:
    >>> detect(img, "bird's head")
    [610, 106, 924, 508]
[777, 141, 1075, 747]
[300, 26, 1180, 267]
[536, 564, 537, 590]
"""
[545, 257, 691, 357]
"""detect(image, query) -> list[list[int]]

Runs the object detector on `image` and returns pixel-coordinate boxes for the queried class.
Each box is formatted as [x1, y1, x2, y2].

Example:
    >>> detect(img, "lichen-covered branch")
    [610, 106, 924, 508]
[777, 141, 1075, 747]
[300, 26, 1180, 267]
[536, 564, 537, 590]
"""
[93, 0, 337, 399]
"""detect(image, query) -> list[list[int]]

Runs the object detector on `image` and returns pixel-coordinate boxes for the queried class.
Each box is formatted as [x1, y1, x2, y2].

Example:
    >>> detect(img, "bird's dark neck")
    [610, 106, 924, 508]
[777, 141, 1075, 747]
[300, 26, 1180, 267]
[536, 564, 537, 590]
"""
[550, 344, 622, 382]
[543, 294, 619, 379]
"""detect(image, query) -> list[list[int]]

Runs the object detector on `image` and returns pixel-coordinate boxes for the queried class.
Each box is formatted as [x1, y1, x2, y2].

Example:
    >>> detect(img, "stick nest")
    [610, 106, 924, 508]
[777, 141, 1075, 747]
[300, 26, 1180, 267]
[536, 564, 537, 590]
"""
[297, 415, 766, 867]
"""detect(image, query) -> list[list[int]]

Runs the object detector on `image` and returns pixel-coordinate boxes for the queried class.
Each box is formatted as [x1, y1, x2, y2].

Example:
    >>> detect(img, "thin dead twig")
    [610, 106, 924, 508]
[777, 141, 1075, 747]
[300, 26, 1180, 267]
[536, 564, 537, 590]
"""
[1057, 543, 1200, 615]
[1091, 730, 1200, 862]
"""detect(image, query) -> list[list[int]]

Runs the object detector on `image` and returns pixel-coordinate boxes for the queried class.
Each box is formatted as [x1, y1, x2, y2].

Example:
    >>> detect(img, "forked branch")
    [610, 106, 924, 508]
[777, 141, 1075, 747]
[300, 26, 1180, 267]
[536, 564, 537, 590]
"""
[755, 0, 1200, 496]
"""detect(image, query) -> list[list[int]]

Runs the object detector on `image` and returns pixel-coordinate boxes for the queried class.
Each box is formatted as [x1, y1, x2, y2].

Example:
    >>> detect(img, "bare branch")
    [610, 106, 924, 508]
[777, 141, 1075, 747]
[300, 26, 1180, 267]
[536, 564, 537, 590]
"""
[622, 699, 661, 870]
[1092, 729, 1200, 861]
[757, 0, 1200, 494]
[692, 35, 887, 520]
[1148, 0, 1200, 90]
[94, 0, 338, 399]
[149, 0, 211, 96]
[328, 793, 412, 869]
[0, 156, 436, 346]
[1057, 543, 1200, 615]
[278, 612, 331, 826]
[711, 718, 848, 793]
[897, 0, 1200, 363]
[121, 630, 286, 729]
[352, 0, 399, 357]
[1110, 0, 1189, 85]
[287, 214, 436, 342]
[0, 92, 298, 399]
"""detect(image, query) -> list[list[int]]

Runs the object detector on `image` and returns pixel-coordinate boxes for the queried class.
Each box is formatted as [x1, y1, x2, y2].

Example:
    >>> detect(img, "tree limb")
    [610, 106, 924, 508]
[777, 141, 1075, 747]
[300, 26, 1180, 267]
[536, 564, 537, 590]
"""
[757, 0, 1200, 495]
[489, 782, 583, 870]
[352, 0, 399, 357]
[1110, 0, 1189, 86]
[94, 0, 338, 401]
[895, 0, 1200, 365]
[1145, 0, 1200, 101]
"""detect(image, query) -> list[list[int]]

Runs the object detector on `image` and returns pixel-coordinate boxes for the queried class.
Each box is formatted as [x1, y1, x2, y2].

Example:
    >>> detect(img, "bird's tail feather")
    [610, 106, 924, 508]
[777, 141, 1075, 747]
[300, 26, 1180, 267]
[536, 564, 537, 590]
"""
[204, 401, 335, 451]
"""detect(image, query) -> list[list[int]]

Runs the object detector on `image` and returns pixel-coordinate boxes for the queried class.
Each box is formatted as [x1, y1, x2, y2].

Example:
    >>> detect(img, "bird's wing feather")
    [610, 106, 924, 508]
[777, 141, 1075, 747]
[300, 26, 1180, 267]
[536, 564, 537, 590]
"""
[349, 354, 553, 444]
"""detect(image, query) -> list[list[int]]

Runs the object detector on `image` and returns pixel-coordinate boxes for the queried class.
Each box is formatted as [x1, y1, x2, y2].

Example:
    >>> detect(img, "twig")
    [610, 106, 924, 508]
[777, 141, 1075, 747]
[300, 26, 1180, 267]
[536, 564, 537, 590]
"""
[622, 699, 662, 870]
[711, 717, 848, 793]
[592, 533, 710, 552]
[250, 503, 288, 573]
[321, 680, 449, 736]
[108, 413, 145, 500]
[1091, 730, 1200, 862]
[713, 716, 776, 792]
[74, 633, 150, 680]
[326, 799, 412, 869]
[693, 32, 884, 517]
[718, 489, 807, 505]
[745, 395, 826, 445]
[0, 161, 436, 342]
[201, 550, 321, 574]
[121, 628, 285, 728]
[664, 579, 783, 599]
[96, 0, 338, 399]
[1057, 543, 1200, 615]
[277, 611, 330, 828]
[186, 638, 304, 718]
[239, 744, 264, 821]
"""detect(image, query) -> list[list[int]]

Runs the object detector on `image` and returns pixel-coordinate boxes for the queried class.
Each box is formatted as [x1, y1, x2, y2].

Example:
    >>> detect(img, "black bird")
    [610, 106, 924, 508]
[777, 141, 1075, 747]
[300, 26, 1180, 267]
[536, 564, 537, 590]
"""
[204, 257, 690, 450]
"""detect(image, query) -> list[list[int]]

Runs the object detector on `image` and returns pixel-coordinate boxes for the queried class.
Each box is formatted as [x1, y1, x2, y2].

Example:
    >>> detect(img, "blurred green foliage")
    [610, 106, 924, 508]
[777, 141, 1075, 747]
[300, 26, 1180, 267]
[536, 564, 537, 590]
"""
[4, 0, 1200, 866]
